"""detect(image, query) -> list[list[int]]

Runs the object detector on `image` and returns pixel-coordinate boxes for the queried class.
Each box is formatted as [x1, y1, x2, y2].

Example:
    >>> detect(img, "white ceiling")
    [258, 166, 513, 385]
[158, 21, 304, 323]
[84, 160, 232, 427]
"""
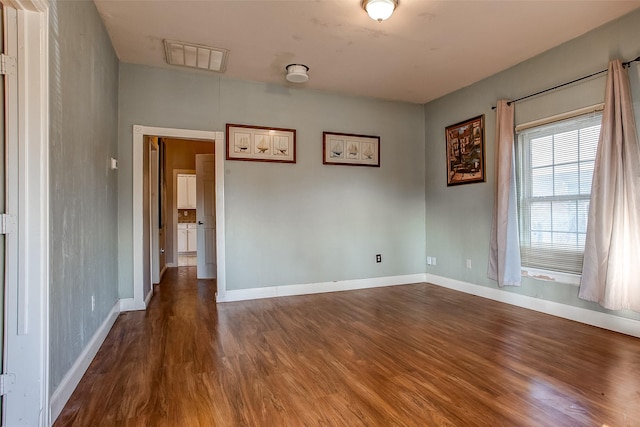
[94, 0, 640, 104]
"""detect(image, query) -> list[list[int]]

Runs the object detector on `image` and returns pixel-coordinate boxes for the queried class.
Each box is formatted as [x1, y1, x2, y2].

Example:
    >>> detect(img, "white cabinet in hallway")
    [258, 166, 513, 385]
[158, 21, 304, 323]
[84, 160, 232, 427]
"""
[177, 225, 188, 253]
[177, 223, 197, 253]
[177, 174, 196, 209]
[187, 224, 197, 252]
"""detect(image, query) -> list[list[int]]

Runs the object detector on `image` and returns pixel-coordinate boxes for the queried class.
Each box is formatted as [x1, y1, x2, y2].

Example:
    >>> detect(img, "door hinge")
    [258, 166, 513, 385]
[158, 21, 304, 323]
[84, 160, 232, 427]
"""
[0, 213, 16, 235]
[0, 373, 16, 395]
[0, 53, 17, 76]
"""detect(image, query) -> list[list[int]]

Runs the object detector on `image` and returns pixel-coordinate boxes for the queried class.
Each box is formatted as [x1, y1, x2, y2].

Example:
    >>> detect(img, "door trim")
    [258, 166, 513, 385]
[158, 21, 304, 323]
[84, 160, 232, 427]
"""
[132, 126, 226, 308]
[2, 1, 50, 425]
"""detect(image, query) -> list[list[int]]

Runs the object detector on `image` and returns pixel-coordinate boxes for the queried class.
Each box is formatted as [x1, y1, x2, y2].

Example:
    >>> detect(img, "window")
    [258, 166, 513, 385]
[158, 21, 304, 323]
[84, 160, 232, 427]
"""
[516, 109, 602, 275]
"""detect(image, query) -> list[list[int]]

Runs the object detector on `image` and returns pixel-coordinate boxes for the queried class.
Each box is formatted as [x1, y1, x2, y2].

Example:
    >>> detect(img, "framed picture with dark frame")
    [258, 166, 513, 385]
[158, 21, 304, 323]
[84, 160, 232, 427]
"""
[226, 123, 296, 163]
[445, 115, 485, 186]
[323, 131, 380, 167]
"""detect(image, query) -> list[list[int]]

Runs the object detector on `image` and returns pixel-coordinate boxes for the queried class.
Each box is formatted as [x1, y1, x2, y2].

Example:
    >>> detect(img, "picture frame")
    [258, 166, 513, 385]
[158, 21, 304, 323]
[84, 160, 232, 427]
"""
[323, 132, 380, 167]
[226, 123, 296, 163]
[445, 115, 485, 186]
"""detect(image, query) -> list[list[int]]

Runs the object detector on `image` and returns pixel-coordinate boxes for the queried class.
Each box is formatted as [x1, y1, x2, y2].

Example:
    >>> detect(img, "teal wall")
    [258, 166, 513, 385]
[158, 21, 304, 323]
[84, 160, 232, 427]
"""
[423, 10, 640, 321]
[49, 0, 120, 391]
[117, 64, 221, 297]
[118, 65, 426, 295]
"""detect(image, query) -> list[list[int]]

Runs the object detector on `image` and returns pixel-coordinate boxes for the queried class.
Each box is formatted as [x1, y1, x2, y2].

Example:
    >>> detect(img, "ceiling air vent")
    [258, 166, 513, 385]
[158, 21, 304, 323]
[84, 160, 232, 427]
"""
[163, 40, 229, 73]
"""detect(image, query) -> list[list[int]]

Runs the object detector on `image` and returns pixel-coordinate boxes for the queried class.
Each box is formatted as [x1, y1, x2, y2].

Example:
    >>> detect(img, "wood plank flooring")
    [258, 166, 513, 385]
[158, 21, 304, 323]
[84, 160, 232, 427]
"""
[54, 268, 640, 426]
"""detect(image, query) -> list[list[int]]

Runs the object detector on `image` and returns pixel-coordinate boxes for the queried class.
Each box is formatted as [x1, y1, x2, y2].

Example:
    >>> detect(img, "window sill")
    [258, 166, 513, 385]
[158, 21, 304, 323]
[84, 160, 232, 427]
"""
[521, 267, 581, 286]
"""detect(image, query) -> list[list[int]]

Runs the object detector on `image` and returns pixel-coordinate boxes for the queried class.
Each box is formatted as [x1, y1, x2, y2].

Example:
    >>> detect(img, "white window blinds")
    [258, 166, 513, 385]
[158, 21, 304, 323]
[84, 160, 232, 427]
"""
[516, 110, 602, 274]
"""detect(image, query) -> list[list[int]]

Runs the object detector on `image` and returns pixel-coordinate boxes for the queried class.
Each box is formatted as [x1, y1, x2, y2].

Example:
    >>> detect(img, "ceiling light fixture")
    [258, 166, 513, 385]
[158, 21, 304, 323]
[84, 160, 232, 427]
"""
[285, 64, 309, 83]
[362, 0, 397, 22]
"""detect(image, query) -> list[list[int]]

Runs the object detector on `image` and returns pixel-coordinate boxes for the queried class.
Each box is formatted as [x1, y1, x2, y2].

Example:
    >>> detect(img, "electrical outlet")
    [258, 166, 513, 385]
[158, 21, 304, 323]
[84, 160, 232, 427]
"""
[427, 256, 432, 265]
[432, 257, 437, 266]
[91, 295, 95, 312]
[376, 254, 382, 263]
[466, 259, 472, 269]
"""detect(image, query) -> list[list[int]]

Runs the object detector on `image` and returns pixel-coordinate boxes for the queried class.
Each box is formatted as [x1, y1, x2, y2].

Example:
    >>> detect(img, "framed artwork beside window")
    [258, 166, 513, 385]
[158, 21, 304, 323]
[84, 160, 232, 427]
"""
[445, 115, 485, 186]
[226, 123, 296, 163]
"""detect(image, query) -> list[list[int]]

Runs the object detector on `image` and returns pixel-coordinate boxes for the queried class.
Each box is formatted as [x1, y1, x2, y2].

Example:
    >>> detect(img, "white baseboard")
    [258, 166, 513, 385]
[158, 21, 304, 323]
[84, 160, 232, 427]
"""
[49, 301, 120, 424]
[217, 273, 427, 303]
[119, 297, 146, 312]
[425, 273, 640, 339]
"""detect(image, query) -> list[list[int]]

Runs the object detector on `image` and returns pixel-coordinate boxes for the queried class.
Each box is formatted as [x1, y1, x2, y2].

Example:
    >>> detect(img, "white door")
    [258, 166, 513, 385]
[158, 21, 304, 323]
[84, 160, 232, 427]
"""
[196, 154, 216, 278]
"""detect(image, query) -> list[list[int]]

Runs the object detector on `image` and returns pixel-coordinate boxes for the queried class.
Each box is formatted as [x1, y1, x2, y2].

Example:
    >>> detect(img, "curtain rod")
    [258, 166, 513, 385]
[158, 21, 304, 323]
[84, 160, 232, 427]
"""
[491, 56, 640, 110]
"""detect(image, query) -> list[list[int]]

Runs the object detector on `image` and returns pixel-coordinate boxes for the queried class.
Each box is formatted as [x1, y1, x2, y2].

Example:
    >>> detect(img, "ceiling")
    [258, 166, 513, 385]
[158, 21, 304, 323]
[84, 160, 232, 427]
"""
[94, 0, 640, 104]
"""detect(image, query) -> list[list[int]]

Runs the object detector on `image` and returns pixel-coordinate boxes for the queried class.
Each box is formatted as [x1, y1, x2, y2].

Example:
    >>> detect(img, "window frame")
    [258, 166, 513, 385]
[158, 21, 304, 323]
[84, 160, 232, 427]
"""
[515, 104, 603, 282]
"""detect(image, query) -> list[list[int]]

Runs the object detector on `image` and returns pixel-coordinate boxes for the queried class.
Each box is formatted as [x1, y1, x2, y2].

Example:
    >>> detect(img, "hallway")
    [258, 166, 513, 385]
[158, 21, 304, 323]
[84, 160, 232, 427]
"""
[54, 270, 640, 426]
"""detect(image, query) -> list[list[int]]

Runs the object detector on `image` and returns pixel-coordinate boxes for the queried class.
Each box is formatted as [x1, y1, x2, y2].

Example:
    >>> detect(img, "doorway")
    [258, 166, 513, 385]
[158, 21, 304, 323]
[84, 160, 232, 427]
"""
[132, 126, 226, 309]
[164, 137, 214, 272]
[176, 171, 197, 267]
[148, 138, 215, 285]
[174, 154, 216, 277]
[149, 138, 160, 283]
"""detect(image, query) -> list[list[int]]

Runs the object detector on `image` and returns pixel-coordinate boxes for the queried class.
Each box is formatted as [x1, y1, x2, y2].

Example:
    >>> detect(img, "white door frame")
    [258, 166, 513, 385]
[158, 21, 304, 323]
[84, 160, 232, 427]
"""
[2, 0, 50, 425]
[132, 126, 226, 307]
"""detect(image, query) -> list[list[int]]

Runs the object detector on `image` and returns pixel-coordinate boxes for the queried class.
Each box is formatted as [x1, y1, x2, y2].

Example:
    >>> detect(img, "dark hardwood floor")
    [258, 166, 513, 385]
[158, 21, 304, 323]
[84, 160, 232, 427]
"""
[54, 267, 640, 426]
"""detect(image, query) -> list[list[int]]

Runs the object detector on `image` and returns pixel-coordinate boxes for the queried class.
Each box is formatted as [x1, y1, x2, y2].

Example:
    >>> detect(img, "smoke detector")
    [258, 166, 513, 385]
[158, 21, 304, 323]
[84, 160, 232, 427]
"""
[285, 64, 309, 83]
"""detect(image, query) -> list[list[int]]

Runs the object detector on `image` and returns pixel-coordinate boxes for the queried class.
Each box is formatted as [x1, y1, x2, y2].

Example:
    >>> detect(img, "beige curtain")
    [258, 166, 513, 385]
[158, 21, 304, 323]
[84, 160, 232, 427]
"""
[579, 60, 640, 311]
[488, 100, 521, 287]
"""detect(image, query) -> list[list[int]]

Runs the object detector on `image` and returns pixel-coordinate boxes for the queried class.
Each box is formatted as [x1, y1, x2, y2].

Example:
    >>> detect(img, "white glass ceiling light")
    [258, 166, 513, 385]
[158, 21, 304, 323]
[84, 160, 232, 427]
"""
[363, 0, 397, 22]
[285, 64, 309, 83]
